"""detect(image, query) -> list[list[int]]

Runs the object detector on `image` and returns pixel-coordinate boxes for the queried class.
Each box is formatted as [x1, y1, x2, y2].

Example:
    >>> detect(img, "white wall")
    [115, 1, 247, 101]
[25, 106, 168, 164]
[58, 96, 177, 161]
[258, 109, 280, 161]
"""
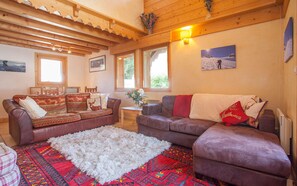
[85, 50, 115, 94]
[86, 20, 283, 111]
[0, 44, 86, 118]
[73, 0, 144, 30]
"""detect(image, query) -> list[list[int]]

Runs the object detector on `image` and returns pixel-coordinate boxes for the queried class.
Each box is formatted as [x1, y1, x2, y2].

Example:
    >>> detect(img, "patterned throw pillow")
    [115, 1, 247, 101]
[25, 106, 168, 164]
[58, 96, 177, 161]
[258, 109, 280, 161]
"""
[90, 93, 109, 109]
[245, 101, 267, 128]
[19, 96, 47, 119]
[87, 98, 102, 111]
[220, 101, 249, 126]
[65, 93, 90, 112]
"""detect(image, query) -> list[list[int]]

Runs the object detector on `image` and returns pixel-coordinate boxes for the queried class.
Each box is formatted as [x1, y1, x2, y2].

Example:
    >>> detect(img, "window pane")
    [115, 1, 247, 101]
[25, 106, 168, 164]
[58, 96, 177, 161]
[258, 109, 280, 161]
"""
[41, 59, 62, 82]
[116, 53, 135, 88]
[143, 46, 168, 88]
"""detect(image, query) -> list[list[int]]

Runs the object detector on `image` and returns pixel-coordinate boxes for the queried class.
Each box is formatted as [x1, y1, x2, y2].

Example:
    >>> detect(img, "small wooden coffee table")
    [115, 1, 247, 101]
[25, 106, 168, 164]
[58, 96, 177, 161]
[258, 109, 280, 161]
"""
[120, 106, 142, 127]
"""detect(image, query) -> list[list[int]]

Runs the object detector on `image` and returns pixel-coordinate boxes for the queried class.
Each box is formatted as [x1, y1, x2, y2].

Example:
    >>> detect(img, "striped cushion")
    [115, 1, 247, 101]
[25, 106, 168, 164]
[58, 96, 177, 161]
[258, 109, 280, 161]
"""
[0, 165, 20, 186]
[13, 95, 66, 115]
[77, 109, 112, 120]
[32, 113, 81, 128]
[0, 143, 17, 177]
[66, 93, 90, 112]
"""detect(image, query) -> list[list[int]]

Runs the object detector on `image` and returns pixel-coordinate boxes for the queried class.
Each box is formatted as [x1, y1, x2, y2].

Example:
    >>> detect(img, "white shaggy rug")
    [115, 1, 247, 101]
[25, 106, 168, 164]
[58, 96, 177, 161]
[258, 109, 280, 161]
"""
[48, 126, 171, 184]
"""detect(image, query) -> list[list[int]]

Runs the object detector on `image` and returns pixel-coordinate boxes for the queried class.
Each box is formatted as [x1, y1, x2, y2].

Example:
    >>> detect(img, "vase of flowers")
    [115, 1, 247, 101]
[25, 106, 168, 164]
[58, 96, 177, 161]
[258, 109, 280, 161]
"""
[126, 88, 147, 107]
[140, 13, 158, 34]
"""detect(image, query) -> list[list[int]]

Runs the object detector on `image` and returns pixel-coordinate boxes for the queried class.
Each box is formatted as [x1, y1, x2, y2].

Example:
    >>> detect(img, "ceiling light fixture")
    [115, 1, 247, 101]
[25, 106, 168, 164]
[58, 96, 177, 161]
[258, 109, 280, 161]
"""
[51, 44, 72, 54]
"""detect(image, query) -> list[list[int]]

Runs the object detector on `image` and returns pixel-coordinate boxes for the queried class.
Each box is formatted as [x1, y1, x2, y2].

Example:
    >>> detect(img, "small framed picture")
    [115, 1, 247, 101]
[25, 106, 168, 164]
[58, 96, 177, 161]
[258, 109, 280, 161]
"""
[89, 55, 106, 72]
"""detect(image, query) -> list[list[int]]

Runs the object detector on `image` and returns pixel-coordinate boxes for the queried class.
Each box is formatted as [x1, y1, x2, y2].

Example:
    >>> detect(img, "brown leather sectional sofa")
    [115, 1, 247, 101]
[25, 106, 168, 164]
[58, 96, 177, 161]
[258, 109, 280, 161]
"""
[137, 95, 291, 186]
[3, 93, 121, 145]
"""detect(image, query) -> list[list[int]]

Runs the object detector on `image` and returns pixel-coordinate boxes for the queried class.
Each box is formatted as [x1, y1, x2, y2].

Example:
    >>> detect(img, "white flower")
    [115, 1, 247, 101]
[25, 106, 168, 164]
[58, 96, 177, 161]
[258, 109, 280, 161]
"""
[138, 89, 144, 96]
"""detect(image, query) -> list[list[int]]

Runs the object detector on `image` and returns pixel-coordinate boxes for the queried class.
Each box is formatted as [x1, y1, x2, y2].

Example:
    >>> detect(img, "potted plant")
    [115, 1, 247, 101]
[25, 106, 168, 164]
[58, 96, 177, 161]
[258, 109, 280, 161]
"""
[140, 13, 158, 34]
[126, 88, 147, 107]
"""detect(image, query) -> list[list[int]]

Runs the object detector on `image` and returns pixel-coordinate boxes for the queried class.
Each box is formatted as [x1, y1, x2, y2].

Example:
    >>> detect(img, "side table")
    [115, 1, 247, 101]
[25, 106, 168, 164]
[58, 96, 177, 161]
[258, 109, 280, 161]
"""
[120, 106, 142, 127]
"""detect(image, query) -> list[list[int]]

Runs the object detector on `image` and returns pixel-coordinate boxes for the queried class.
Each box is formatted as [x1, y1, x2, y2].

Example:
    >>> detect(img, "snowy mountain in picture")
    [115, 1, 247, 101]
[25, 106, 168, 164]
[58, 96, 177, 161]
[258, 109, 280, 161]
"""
[284, 38, 293, 62]
[284, 17, 293, 63]
[201, 45, 236, 71]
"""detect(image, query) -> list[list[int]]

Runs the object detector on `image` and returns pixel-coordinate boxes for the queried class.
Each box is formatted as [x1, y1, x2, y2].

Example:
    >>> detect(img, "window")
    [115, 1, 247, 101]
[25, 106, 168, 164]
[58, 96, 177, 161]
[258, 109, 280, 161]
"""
[142, 45, 170, 90]
[35, 53, 67, 87]
[115, 52, 135, 89]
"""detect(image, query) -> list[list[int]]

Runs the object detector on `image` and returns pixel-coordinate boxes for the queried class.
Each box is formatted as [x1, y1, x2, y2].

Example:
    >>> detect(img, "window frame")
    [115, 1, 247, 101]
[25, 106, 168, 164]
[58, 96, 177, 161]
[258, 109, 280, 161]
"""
[35, 53, 68, 87]
[114, 51, 136, 91]
[140, 44, 171, 92]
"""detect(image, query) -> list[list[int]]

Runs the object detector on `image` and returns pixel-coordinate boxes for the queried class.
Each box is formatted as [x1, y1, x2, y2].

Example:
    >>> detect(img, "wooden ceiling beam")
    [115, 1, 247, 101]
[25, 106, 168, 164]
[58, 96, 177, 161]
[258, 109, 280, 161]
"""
[14, 0, 145, 40]
[0, 40, 84, 56]
[281, 0, 290, 17]
[0, 0, 128, 44]
[0, 29, 94, 53]
[0, 21, 105, 51]
[0, 35, 90, 55]
[0, 10, 115, 47]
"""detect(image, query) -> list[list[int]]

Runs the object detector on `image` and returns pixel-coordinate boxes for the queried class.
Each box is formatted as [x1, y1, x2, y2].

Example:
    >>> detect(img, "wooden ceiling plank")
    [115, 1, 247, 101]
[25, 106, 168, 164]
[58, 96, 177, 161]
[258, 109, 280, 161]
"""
[15, 0, 145, 40]
[153, 0, 278, 32]
[0, 28, 95, 53]
[0, 10, 115, 47]
[0, 35, 90, 55]
[0, 40, 85, 56]
[170, 5, 281, 41]
[0, 0, 128, 44]
[0, 21, 105, 51]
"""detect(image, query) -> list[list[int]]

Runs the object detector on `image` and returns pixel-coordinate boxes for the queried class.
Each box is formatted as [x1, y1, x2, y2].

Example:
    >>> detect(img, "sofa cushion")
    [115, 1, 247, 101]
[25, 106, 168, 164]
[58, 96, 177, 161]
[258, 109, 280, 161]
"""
[13, 95, 66, 115]
[66, 93, 90, 112]
[87, 98, 102, 111]
[220, 101, 249, 126]
[193, 124, 291, 178]
[19, 96, 47, 119]
[0, 165, 20, 186]
[0, 143, 17, 177]
[137, 114, 180, 131]
[32, 113, 81, 128]
[162, 96, 176, 117]
[190, 94, 258, 122]
[173, 95, 192, 118]
[170, 118, 216, 136]
[76, 109, 112, 120]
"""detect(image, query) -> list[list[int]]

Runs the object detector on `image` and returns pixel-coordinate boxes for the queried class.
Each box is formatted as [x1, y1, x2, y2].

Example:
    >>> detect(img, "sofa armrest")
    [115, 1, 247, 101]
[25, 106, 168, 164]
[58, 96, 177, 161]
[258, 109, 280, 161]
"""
[2, 99, 34, 145]
[142, 103, 162, 115]
[258, 109, 276, 134]
[107, 98, 121, 122]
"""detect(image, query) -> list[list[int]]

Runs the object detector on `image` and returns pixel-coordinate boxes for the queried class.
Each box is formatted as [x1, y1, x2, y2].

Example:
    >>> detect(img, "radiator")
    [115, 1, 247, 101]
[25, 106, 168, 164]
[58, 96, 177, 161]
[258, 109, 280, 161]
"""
[276, 108, 292, 155]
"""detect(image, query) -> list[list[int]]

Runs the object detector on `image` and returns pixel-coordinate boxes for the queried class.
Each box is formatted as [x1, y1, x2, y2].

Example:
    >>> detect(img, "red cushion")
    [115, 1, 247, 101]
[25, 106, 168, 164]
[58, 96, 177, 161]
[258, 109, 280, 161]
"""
[173, 95, 193, 118]
[220, 101, 249, 126]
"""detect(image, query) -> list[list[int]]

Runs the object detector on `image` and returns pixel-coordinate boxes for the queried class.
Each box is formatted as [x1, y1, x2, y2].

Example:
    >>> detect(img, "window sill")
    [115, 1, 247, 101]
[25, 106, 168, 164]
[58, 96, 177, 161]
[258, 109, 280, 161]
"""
[143, 88, 171, 92]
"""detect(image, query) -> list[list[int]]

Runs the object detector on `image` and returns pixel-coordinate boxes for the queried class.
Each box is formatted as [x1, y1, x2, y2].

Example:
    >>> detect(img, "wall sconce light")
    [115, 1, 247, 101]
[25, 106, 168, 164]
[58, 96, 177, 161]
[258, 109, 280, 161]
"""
[180, 28, 192, 45]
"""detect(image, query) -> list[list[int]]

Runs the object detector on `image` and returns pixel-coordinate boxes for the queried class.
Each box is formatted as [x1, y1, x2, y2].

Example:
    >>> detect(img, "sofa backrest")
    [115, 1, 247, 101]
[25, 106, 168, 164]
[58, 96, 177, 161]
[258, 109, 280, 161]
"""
[13, 95, 67, 115]
[189, 93, 259, 122]
[162, 96, 176, 117]
[65, 93, 90, 112]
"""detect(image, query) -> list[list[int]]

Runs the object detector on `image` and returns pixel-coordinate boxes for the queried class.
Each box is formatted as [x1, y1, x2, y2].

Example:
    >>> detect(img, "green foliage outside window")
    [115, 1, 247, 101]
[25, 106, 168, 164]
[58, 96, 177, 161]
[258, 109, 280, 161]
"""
[124, 57, 134, 79]
[151, 75, 168, 88]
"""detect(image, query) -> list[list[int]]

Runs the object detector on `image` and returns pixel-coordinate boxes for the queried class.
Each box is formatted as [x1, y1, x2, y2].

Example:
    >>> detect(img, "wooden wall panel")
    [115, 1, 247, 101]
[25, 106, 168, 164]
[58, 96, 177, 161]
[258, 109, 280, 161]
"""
[144, 0, 279, 32]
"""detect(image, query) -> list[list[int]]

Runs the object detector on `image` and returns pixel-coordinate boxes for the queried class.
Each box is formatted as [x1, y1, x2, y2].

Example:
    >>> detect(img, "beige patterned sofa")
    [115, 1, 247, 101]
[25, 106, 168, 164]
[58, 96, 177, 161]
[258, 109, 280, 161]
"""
[3, 93, 121, 145]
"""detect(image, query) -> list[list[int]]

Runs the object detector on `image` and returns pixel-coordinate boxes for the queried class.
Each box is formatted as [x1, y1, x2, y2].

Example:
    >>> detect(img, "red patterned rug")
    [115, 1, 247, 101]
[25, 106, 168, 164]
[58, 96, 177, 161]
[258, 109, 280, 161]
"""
[14, 142, 229, 186]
